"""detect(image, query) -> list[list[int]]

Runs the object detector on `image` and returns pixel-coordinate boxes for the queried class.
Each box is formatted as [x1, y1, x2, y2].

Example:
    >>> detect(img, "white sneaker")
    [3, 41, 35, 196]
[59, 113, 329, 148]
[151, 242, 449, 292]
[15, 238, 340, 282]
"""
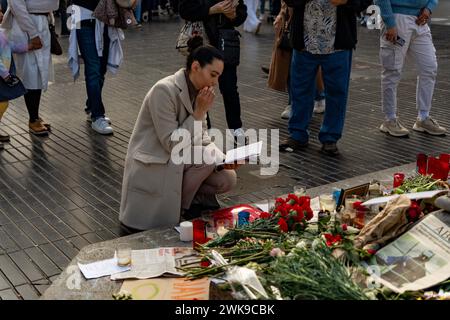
[313, 99, 325, 114]
[92, 117, 113, 135]
[86, 113, 111, 124]
[379, 119, 409, 137]
[281, 105, 291, 119]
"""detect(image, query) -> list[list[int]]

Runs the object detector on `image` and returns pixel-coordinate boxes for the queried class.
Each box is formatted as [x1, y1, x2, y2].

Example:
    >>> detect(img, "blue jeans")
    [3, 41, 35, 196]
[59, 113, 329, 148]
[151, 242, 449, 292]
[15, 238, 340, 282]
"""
[288, 49, 352, 144]
[134, 0, 142, 23]
[76, 25, 110, 120]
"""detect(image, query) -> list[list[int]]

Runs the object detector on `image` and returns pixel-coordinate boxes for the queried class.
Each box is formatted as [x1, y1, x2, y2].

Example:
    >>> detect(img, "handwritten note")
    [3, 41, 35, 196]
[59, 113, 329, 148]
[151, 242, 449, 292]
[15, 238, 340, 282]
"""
[78, 257, 131, 279]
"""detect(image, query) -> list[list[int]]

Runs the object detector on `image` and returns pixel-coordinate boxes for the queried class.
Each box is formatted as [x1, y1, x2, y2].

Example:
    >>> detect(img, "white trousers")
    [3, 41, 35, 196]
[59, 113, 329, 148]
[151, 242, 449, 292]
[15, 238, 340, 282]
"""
[243, 0, 260, 33]
[380, 14, 437, 120]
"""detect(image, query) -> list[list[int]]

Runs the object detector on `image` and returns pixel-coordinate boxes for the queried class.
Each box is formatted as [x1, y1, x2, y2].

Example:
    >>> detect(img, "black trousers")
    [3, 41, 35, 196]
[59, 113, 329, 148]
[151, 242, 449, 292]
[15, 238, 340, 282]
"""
[218, 63, 242, 130]
[271, 0, 281, 16]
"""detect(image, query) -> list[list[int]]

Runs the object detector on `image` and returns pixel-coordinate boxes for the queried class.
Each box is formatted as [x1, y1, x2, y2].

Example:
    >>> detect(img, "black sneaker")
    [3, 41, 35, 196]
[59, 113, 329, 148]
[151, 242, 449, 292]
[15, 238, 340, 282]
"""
[321, 142, 339, 156]
[279, 138, 308, 152]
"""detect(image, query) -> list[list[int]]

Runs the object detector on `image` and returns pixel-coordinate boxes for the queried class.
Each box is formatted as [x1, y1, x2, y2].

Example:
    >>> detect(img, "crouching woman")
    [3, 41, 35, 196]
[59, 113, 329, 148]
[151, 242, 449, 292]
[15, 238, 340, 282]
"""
[120, 39, 237, 231]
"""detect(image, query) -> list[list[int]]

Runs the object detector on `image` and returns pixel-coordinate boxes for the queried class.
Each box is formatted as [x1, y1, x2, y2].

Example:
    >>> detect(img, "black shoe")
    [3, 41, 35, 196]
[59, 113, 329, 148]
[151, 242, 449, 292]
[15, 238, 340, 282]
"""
[0, 133, 10, 143]
[182, 204, 220, 220]
[261, 65, 269, 74]
[279, 138, 308, 152]
[321, 142, 339, 156]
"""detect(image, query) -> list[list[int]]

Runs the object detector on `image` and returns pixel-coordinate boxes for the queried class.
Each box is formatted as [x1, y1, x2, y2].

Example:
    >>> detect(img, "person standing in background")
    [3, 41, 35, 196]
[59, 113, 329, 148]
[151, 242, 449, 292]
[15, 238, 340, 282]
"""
[2, 0, 58, 136]
[375, 0, 445, 137]
[179, 0, 249, 145]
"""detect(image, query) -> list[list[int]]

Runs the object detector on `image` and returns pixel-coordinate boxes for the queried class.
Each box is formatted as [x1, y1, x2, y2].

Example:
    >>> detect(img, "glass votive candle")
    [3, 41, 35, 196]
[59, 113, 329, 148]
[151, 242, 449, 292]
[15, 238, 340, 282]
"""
[116, 243, 132, 267]
[293, 185, 306, 197]
[319, 194, 336, 212]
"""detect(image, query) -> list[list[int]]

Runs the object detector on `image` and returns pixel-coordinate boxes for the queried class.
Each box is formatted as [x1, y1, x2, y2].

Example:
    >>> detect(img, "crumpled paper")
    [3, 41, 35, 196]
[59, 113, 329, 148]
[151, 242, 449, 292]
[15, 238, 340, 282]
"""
[354, 195, 411, 249]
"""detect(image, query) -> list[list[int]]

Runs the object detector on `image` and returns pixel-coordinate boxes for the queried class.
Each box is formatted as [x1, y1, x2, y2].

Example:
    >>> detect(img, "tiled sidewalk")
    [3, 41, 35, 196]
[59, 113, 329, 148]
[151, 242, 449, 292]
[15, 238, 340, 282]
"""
[0, 18, 449, 299]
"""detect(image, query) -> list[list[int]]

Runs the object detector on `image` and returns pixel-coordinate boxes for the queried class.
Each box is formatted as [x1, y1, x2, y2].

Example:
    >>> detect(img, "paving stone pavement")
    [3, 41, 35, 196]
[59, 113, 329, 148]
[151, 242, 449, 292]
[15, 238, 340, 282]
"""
[0, 15, 449, 299]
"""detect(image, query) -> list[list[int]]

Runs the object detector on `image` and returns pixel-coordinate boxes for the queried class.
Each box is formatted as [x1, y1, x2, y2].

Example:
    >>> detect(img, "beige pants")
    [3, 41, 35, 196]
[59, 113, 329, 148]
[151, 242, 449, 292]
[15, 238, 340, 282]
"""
[181, 164, 237, 210]
[380, 14, 437, 120]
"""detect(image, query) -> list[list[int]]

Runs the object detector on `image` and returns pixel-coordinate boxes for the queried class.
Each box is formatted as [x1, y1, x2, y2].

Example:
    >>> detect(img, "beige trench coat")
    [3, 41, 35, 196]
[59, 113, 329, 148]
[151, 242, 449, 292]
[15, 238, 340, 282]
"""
[120, 68, 209, 230]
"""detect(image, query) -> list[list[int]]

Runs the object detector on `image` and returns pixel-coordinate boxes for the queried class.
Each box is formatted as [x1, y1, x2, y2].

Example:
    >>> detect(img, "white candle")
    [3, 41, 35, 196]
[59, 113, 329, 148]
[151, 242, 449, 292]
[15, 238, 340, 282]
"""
[179, 221, 193, 242]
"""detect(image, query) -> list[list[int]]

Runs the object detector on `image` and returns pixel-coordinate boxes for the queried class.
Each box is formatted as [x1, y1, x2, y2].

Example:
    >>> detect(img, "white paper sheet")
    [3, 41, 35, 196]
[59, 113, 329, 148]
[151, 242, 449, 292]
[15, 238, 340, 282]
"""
[362, 190, 448, 207]
[223, 141, 263, 164]
[110, 248, 195, 280]
[78, 257, 131, 280]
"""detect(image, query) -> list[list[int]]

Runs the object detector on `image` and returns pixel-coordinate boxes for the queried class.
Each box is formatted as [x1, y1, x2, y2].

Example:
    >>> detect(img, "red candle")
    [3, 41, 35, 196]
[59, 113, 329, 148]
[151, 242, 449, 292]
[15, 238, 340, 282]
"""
[416, 153, 427, 175]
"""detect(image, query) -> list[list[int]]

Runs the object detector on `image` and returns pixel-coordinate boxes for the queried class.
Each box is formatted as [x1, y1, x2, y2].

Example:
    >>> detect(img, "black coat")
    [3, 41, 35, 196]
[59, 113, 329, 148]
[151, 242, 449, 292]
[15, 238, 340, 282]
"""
[284, 0, 373, 51]
[179, 0, 247, 47]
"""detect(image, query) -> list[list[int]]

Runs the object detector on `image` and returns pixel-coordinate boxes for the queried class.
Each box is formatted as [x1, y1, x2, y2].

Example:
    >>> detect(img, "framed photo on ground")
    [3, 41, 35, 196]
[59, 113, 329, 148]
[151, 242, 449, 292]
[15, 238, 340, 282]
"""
[337, 183, 370, 207]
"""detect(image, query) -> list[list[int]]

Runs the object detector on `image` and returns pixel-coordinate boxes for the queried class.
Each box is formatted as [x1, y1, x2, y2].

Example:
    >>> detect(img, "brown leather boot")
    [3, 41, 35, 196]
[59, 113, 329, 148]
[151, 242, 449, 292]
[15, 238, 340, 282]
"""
[29, 120, 49, 136]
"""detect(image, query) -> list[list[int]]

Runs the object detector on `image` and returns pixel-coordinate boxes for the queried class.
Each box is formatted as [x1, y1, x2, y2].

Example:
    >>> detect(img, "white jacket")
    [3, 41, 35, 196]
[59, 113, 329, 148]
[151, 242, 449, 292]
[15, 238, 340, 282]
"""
[68, 5, 124, 80]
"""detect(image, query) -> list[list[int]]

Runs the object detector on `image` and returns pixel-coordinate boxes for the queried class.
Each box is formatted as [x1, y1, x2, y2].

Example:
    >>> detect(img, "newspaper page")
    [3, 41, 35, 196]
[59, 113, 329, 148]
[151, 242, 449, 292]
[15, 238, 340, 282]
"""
[365, 210, 450, 293]
[110, 247, 199, 280]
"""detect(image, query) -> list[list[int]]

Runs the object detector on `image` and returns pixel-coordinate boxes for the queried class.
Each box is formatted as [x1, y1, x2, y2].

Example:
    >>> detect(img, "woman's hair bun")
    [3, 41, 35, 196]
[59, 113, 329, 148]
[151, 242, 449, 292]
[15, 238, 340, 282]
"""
[187, 36, 204, 53]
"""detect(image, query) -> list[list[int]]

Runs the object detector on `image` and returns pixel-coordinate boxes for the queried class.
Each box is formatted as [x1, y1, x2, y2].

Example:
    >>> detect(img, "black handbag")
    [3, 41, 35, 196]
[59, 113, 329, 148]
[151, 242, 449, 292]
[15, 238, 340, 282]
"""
[49, 24, 63, 56]
[278, 24, 292, 51]
[217, 29, 241, 66]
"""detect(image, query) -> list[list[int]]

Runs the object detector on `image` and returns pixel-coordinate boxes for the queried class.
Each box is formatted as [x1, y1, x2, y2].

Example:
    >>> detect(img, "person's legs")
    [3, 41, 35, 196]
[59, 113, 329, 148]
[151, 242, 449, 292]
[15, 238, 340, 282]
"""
[0, 101, 8, 120]
[218, 64, 242, 131]
[0, 101, 10, 144]
[196, 168, 237, 198]
[270, 0, 281, 17]
[313, 67, 326, 114]
[134, 0, 142, 24]
[318, 50, 352, 146]
[59, 0, 69, 35]
[76, 26, 106, 120]
[77, 25, 112, 134]
[380, 28, 409, 120]
[379, 15, 412, 137]
[411, 31, 437, 120]
[259, 0, 265, 15]
[409, 23, 445, 135]
[25, 89, 49, 135]
[181, 164, 216, 210]
[286, 50, 319, 144]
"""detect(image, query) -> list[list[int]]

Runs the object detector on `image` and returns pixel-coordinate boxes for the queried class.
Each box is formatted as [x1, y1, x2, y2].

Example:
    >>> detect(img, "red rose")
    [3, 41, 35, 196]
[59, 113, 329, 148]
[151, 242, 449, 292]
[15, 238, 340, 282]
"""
[305, 208, 314, 220]
[287, 194, 299, 204]
[200, 260, 211, 267]
[296, 210, 305, 221]
[278, 218, 288, 232]
[407, 201, 422, 221]
[342, 224, 348, 231]
[367, 249, 377, 255]
[333, 234, 342, 243]
[275, 197, 285, 205]
[299, 196, 311, 207]
[260, 211, 272, 219]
